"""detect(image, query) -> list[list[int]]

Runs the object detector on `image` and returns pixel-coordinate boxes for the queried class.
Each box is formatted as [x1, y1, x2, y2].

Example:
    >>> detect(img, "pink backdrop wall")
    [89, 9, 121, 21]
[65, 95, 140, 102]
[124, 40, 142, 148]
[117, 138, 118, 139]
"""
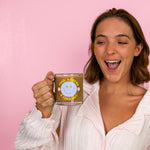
[0, 0, 150, 149]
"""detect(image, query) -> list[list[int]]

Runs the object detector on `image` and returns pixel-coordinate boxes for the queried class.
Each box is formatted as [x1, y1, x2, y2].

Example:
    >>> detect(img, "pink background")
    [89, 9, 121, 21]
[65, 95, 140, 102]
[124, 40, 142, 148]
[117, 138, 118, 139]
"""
[0, 0, 150, 149]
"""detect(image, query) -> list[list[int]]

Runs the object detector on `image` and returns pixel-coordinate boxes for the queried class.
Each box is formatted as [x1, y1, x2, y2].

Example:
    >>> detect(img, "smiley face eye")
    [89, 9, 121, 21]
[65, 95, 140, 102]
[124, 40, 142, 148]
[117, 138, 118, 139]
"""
[65, 85, 73, 88]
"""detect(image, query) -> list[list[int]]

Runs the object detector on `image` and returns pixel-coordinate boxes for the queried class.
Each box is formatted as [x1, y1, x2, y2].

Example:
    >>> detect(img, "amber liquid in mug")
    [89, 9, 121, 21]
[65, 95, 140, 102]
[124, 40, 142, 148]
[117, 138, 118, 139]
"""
[54, 73, 83, 105]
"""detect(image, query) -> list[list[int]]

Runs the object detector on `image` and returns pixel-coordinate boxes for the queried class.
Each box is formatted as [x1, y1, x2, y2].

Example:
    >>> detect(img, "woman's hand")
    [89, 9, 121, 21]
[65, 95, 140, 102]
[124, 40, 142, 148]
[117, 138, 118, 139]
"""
[32, 71, 55, 118]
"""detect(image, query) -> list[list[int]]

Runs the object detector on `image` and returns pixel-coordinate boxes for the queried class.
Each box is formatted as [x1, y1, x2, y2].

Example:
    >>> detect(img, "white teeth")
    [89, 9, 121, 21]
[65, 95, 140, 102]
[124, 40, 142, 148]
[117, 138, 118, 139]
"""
[105, 60, 120, 63]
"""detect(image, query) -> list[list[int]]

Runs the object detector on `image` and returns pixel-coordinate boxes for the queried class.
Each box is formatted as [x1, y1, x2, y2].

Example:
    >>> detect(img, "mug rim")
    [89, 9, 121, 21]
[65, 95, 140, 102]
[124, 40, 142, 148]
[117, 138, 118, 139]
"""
[55, 73, 83, 76]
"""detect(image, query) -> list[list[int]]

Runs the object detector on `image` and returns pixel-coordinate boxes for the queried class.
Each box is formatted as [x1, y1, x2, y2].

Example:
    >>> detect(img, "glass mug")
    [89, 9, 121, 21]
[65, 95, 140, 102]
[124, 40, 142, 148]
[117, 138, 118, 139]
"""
[54, 73, 83, 105]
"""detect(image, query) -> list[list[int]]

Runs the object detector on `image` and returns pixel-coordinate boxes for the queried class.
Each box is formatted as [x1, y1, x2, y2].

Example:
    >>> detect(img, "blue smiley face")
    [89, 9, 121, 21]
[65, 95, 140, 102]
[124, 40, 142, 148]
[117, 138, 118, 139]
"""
[61, 81, 77, 97]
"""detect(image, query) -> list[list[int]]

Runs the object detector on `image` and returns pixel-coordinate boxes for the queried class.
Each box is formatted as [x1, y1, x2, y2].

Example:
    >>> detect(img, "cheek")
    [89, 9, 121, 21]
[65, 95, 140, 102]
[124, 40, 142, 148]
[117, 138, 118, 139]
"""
[122, 52, 135, 68]
[94, 54, 104, 69]
[94, 52, 102, 63]
[94, 47, 106, 67]
[120, 46, 136, 58]
[94, 47, 103, 58]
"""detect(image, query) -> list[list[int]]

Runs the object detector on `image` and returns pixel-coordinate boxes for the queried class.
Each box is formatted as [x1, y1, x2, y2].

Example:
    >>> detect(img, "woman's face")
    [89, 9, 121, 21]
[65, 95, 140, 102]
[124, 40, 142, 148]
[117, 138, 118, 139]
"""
[94, 17, 142, 83]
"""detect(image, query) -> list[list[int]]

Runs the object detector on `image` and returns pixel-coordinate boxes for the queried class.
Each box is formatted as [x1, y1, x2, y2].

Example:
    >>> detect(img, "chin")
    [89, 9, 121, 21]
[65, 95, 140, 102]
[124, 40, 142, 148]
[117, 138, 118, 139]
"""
[104, 75, 122, 83]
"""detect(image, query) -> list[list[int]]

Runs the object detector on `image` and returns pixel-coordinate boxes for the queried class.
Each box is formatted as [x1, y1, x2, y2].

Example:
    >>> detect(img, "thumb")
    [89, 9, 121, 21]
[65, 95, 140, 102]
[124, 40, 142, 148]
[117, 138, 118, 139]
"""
[45, 71, 54, 80]
[45, 71, 55, 89]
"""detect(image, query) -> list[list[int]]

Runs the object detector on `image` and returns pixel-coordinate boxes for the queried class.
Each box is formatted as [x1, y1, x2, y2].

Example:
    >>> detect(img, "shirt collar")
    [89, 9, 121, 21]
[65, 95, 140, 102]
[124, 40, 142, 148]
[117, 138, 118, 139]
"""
[77, 80, 150, 136]
[77, 80, 105, 136]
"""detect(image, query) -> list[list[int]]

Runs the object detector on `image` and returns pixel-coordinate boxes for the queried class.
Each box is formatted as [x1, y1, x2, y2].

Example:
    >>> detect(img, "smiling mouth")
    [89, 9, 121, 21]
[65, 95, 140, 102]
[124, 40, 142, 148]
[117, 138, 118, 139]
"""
[63, 87, 75, 94]
[105, 60, 121, 71]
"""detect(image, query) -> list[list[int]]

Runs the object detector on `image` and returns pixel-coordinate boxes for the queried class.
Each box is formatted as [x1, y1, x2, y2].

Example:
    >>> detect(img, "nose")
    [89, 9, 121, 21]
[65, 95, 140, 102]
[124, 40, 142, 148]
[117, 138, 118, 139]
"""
[105, 42, 116, 55]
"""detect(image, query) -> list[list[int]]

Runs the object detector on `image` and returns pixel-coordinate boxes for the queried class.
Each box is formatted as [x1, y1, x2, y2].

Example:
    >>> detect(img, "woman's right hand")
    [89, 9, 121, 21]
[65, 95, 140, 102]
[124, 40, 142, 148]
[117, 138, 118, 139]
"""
[32, 71, 55, 118]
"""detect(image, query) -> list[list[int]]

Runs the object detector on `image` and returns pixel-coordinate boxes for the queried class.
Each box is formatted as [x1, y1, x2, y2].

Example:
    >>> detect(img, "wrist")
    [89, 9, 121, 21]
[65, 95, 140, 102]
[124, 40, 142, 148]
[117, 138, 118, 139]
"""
[36, 105, 53, 118]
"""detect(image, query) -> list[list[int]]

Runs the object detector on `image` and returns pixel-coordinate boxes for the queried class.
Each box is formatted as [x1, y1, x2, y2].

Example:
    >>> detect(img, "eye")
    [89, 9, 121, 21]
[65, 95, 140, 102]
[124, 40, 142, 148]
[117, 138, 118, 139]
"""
[96, 41, 105, 45]
[118, 41, 128, 45]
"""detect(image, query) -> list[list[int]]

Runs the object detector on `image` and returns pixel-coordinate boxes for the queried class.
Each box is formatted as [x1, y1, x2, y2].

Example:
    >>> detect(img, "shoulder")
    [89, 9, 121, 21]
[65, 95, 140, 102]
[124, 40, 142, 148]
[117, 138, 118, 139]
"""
[138, 82, 150, 92]
[83, 78, 99, 94]
[136, 82, 150, 116]
[83, 78, 99, 102]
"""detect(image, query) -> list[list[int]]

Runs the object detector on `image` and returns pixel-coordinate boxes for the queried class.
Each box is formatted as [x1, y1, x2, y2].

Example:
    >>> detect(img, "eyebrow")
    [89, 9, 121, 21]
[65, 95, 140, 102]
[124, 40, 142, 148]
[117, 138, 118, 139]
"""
[96, 34, 106, 38]
[116, 34, 130, 39]
[96, 34, 130, 39]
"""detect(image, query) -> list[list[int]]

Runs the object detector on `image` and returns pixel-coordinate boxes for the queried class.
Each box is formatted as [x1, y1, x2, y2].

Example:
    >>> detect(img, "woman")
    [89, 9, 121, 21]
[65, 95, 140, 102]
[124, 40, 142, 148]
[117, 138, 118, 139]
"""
[15, 8, 150, 150]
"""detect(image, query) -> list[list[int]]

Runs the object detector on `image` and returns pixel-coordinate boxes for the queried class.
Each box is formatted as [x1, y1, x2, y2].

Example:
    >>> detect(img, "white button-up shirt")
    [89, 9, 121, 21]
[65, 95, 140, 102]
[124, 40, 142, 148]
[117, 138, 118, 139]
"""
[15, 81, 150, 150]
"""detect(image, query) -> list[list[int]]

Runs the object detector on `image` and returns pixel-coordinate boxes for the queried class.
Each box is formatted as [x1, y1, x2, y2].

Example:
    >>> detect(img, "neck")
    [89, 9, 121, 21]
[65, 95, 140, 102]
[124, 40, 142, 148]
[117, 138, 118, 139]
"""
[100, 78, 134, 95]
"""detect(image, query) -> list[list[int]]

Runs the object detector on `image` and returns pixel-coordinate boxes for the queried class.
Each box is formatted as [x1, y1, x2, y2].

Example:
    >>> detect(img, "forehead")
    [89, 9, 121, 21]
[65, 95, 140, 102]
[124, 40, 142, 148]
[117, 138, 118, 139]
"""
[95, 17, 133, 36]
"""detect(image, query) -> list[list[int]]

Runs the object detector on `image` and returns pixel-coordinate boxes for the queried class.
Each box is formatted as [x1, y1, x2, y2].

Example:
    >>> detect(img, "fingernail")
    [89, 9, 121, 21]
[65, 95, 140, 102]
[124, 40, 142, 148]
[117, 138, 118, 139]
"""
[49, 75, 54, 79]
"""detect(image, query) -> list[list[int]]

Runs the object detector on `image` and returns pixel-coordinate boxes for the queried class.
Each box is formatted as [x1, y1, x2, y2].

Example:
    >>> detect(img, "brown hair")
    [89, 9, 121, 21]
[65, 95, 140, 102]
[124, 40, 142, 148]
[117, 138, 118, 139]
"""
[84, 8, 150, 85]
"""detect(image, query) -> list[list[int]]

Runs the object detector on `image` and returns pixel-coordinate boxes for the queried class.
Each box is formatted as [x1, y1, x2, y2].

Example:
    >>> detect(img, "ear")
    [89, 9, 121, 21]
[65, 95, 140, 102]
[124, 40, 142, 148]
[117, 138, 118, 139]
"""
[134, 43, 143, 56]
